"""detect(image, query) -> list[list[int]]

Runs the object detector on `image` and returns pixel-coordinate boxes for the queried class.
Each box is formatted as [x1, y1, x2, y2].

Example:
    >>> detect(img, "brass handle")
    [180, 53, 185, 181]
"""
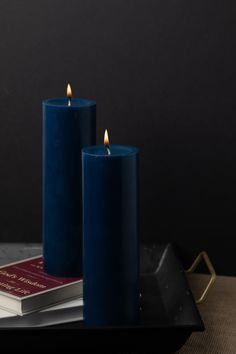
[186, 251, 216, 304]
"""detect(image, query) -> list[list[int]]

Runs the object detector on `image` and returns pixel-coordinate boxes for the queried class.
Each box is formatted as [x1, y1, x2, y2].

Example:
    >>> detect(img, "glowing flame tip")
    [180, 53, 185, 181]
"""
[67, 83, 72, 98]
[104, 129, 109, 146]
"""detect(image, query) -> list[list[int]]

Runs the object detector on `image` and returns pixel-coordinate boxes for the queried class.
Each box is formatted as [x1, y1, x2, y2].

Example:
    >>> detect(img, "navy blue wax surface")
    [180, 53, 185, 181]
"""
[43, 98, 96, 108]
[82, 145, 140, 326]
[82, 144, 139, 157]
[43, 98, 96, 277]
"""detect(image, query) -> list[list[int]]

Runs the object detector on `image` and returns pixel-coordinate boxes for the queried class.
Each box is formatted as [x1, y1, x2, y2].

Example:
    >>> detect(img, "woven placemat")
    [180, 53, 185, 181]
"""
[178, 273, 236, 353]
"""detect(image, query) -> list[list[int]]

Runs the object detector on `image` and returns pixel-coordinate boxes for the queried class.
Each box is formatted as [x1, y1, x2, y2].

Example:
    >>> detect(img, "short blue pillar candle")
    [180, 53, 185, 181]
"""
[43, 94, 96, 277]
[82, 137, 139, 326]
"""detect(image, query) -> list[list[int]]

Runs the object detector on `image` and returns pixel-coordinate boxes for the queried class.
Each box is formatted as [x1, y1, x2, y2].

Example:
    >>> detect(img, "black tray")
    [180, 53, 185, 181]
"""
[1, 244, 205, 353]
[139, 243, 204, 352]
[51, 244, 205, 353]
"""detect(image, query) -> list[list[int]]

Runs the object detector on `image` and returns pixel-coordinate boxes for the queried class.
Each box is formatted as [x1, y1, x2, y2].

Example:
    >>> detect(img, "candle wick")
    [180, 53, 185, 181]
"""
[68, 97, 71, 106]
[105, 145, 111, 155]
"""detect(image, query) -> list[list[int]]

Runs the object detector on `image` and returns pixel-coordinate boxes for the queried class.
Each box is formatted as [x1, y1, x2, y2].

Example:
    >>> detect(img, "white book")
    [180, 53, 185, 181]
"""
[0, 298, 83, 327]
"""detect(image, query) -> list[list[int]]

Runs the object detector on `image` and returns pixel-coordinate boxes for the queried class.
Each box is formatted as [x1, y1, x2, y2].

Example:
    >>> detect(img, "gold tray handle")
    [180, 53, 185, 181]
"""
[186, 251, 216, 304]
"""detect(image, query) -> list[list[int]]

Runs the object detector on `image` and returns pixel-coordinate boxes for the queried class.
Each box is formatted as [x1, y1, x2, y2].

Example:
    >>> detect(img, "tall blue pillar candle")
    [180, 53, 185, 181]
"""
[82, 133, 139, 326]
[43, 87, 96, 277]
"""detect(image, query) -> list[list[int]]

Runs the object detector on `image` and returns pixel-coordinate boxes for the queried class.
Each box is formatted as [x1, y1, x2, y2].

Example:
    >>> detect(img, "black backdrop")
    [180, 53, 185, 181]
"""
[0, 0, 234, 275]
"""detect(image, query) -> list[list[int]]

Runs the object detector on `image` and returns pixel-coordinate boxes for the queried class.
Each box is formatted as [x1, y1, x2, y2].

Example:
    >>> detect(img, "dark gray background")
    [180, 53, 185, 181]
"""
[0, 0, 234, 274]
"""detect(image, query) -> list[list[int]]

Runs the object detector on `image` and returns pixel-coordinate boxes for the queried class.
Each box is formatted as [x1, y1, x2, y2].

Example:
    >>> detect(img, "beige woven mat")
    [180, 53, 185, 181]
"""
[177, 273, 236, 353]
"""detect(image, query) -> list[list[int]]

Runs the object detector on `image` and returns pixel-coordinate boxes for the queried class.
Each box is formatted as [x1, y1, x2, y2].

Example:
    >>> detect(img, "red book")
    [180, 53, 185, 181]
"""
[0, 256, 82, 315]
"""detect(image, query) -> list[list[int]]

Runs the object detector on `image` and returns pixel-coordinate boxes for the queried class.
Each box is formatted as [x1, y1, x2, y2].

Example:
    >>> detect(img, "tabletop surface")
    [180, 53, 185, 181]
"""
[0, 244, 235, 353]
[0, 243, 42, 266]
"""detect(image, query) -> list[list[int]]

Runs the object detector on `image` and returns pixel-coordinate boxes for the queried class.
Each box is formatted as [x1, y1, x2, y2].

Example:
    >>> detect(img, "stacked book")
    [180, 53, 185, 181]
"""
[0, 256, 83, 327]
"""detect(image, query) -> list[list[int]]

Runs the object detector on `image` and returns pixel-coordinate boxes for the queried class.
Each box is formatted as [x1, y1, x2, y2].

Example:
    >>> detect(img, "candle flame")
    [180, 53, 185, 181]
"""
[104, 129, 109, 146]
[67, 83, 72, 98]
